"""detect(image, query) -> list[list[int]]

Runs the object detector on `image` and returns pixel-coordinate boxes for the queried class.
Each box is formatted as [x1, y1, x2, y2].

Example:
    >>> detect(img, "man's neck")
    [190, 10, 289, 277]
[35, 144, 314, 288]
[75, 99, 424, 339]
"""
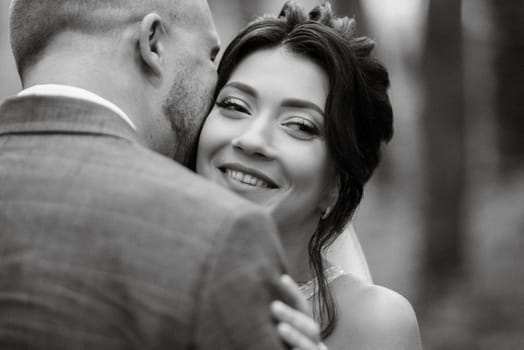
[22, 32, 177, 158]
[23, 52, 150, 143]
[26, 59, 131, 114]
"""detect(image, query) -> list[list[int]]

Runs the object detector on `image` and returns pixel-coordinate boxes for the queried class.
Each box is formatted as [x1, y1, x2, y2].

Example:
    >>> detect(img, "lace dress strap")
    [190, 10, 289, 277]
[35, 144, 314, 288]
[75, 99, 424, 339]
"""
[298, 265, 346, 300]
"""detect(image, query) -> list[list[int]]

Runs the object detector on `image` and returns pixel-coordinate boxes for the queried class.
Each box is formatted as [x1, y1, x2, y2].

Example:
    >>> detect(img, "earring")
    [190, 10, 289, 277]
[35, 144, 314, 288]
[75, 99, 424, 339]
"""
[321, 205, 332, 220]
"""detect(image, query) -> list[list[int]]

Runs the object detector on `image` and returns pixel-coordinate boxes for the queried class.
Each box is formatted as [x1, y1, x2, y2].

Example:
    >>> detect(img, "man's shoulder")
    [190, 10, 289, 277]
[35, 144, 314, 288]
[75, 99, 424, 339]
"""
[105, 143, 271, 233]
[117, 146, 284, 271]
[121, 144, 257, 210]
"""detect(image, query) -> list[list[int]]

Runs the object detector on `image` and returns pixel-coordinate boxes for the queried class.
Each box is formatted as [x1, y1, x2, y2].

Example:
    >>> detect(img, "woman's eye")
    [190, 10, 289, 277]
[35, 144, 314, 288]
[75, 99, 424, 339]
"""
[283, 118, 320, 138]
[215, 97, 251, 115]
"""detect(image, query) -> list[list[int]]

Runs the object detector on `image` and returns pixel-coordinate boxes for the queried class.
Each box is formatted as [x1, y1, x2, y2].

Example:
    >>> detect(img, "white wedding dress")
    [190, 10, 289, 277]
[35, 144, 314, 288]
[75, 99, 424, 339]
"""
[325, 223, 372, 283]
[298, 223, 372, 299]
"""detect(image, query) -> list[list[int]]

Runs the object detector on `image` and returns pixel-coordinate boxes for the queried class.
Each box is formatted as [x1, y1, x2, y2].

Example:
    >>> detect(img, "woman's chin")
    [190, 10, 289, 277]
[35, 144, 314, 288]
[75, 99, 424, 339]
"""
[232, 187, 280, 210]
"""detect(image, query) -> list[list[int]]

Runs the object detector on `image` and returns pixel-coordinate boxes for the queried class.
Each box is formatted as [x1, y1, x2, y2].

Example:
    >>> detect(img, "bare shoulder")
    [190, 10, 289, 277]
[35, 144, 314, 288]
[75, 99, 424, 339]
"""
[324, 275, 422, 350]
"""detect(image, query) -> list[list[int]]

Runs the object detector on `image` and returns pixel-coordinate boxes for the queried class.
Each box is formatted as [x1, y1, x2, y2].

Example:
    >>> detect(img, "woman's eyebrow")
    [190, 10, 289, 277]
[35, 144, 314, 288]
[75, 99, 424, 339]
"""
[222, 82, 324, 116]
[281, 98, 325, 116]
[223, 81, 258, 98]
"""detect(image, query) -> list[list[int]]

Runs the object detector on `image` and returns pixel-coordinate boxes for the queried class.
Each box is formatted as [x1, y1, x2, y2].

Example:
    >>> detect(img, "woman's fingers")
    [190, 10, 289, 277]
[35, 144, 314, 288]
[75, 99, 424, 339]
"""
[273, 275, 325, 349]
[318, 342, 328, 350]
[271, 300, 321, 343]
[277, 322, 322, 350]
[280, 274, 312, 316]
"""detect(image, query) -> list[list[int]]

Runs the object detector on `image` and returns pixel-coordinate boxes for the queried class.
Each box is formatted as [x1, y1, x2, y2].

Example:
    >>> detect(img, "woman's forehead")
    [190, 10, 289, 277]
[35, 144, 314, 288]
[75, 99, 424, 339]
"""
[228, 48, 329, 108]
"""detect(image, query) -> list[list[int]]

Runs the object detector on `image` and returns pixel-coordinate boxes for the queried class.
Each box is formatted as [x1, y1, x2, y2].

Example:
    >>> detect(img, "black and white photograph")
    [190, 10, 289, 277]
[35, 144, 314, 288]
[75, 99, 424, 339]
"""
[0, 1, 522, 349]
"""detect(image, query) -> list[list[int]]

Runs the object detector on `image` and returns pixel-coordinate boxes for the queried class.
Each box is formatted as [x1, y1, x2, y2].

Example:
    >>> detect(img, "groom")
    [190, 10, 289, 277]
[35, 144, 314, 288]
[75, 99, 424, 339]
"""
[0, 1, 295, 349]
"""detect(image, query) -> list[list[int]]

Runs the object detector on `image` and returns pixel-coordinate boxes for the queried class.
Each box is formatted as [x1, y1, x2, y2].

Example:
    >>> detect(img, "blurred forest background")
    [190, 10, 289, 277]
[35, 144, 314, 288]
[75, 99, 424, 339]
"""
[1, 0, 523, 349]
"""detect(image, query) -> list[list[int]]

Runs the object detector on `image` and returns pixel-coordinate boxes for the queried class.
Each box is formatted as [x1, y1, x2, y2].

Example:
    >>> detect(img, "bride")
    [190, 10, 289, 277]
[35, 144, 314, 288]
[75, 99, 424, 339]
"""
[195, 2, 422, 349]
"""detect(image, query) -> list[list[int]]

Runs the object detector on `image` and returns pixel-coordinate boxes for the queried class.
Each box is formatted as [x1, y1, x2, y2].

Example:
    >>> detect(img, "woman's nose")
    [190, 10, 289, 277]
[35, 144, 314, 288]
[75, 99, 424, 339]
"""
[231, 118, 277, 159]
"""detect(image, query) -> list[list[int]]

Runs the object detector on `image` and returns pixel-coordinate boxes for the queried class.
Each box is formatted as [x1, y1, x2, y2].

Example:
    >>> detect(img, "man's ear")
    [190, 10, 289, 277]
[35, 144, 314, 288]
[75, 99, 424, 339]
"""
[139, 13, 166, 77]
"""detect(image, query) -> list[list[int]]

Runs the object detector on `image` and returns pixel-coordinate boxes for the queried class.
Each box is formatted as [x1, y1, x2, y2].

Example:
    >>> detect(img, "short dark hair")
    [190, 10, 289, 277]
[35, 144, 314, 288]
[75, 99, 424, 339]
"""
[9, 0, 178, 77]
[215, 1, 393, 338]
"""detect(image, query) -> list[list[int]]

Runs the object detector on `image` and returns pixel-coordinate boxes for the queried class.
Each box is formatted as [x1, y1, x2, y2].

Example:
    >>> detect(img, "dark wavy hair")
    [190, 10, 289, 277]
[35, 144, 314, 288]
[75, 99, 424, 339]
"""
[215, 1, 393, 338]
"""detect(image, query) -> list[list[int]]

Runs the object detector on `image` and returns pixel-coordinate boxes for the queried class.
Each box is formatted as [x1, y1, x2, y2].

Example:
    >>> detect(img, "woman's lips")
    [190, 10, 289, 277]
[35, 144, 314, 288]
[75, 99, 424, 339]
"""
[218, 163, 278, 189]
[224, 169, 271, 188]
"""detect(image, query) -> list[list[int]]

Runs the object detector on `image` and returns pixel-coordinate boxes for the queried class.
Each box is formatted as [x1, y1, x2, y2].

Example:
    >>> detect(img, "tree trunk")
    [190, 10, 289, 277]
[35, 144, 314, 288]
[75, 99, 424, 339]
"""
[420, 0, 466, 298]
[492, 1, 524, 177]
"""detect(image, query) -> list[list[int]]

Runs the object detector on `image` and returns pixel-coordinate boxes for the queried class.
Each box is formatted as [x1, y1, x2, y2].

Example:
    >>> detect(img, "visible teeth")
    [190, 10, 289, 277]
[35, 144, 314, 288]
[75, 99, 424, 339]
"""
[225, 169, 270, 188]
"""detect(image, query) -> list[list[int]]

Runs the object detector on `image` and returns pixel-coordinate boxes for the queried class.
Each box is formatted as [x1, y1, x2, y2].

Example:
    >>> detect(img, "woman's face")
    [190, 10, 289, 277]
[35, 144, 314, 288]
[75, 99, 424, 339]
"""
[196, 47, 337, 228]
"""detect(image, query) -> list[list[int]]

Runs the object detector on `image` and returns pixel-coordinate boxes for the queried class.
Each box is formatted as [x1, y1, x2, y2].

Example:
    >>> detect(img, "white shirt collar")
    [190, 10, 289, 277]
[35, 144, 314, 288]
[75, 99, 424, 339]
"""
[17, 84, 137, 130]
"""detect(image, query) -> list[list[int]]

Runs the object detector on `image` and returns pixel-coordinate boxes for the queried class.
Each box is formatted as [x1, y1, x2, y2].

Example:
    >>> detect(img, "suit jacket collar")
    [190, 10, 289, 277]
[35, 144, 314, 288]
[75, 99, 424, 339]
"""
[17, 84, 137, 130]
[0, 95, 140, 144]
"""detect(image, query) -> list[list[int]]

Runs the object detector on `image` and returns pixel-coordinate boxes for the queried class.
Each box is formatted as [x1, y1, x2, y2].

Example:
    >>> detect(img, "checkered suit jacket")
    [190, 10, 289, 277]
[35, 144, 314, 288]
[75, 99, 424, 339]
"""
[0, 96, 290, 350]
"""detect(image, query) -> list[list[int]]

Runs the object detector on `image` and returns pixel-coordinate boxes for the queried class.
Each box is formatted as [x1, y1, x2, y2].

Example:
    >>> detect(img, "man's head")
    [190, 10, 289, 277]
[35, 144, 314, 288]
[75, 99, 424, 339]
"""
[9, 0, 220, 161]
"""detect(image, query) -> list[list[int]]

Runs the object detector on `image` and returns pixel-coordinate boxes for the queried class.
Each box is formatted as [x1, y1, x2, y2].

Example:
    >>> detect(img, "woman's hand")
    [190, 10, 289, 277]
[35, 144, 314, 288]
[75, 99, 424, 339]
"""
[271, 275, 328, 350]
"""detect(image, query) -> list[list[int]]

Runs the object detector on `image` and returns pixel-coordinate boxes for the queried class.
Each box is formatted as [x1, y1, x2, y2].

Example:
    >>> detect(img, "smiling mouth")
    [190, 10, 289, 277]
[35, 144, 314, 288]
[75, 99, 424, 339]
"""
[220, 167, 278, 189]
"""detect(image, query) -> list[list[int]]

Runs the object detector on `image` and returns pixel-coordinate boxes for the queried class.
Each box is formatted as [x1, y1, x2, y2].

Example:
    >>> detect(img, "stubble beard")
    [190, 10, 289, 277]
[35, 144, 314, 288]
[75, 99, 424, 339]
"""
[162, 74, 213, 169]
